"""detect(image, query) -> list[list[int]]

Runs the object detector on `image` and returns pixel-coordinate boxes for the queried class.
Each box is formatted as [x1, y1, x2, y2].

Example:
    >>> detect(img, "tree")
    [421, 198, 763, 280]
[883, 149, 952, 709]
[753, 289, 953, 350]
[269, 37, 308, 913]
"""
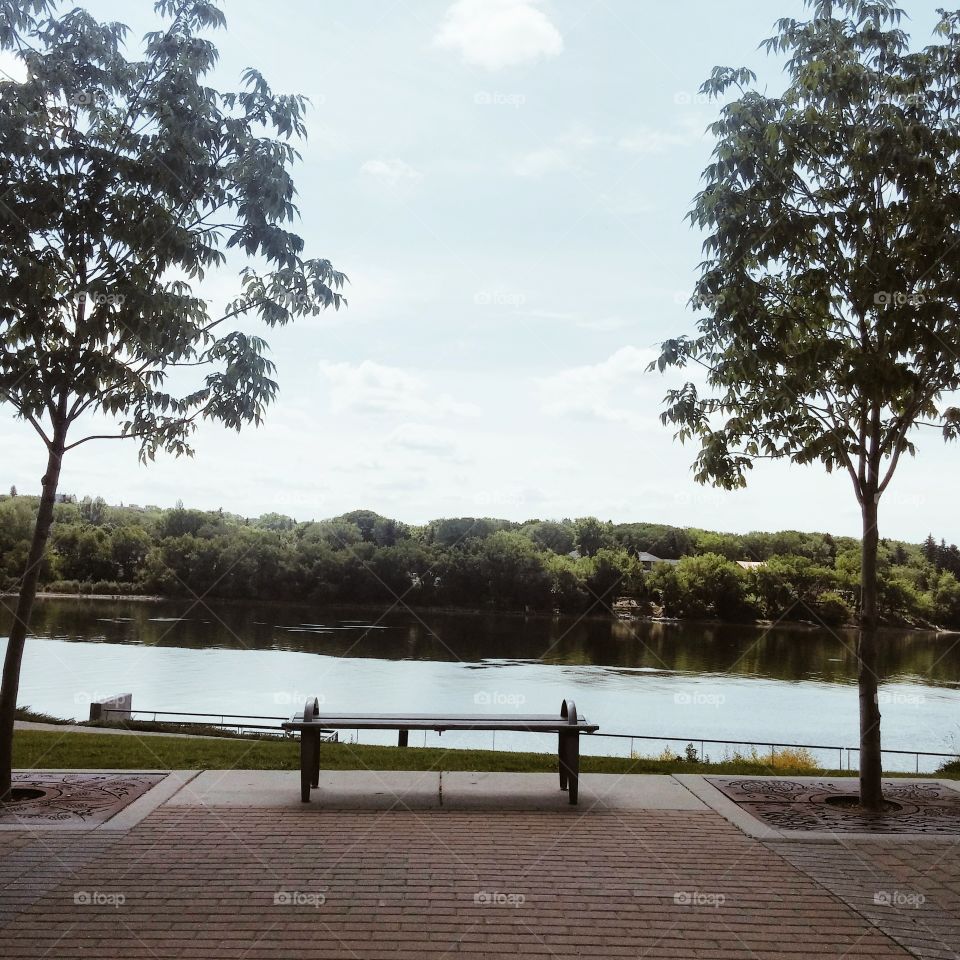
[573, 516, 612, 558]
[651, 0, 960, 808]
[0, 0, 346, 800]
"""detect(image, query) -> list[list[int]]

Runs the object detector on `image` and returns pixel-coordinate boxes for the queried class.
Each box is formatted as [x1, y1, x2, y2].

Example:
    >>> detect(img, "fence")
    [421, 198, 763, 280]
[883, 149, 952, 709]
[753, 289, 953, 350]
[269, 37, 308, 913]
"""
[98, 706, 959, 773]
[588, 732, 959, 774]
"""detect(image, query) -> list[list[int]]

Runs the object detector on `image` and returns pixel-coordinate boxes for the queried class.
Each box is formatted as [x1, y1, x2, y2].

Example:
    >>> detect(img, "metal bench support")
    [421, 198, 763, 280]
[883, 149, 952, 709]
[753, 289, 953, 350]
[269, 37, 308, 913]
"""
[289, 696, 594, 806]
[558, 699, 580, 805]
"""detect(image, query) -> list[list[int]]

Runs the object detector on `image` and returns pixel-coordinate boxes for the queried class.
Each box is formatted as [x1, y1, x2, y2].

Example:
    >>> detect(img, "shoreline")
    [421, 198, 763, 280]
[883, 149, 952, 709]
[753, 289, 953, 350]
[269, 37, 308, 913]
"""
[8, 591, 960, 638]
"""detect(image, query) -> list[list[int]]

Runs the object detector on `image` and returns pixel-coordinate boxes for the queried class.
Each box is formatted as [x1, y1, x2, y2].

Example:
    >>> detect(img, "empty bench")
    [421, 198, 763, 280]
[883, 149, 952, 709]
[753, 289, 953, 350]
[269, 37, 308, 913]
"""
[282, 698, 599, 805]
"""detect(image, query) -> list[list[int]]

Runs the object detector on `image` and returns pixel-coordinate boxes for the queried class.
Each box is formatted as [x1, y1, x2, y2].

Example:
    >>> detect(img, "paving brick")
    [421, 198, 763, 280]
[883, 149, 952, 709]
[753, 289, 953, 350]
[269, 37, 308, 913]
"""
[0, 806, 926, 959]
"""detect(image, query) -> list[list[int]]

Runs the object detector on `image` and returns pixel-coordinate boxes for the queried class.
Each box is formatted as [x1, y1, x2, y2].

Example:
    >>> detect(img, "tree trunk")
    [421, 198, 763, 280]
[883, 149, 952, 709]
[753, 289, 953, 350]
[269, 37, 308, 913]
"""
[0, 433, 66, 801]
[858, 494, 883, 811]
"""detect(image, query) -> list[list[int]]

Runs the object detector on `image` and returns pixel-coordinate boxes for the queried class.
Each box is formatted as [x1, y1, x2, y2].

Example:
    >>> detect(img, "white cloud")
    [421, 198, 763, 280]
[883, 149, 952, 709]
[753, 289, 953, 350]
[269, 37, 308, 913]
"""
[388, 422, 459, 456]
[360, 158, 423, 185]
[513, 146, 571, 178]
[318, 360, 479, 419]
[434, 0, 563, 71]
[513, 125, 598, 178]
[618, 128, 693, 154]
[536, 345, 660, 428]
[618, 117, 707, 154]
[576, 315, 635, 332]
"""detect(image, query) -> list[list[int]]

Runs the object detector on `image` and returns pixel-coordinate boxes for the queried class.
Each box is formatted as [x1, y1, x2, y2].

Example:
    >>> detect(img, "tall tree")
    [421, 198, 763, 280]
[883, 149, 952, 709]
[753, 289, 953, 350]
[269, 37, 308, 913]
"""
[0, 0, 345, 800]
[652, 0, 960, 809]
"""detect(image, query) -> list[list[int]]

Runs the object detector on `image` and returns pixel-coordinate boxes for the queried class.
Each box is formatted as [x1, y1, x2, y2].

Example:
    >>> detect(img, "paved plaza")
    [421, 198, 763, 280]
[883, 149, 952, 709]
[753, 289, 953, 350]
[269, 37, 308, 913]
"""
[0, 771, 957, 959]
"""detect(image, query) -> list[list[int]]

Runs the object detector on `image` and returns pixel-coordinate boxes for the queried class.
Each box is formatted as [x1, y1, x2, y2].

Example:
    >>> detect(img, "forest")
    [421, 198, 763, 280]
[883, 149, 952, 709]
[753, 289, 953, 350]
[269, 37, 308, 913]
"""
[1, 491, 960, 628]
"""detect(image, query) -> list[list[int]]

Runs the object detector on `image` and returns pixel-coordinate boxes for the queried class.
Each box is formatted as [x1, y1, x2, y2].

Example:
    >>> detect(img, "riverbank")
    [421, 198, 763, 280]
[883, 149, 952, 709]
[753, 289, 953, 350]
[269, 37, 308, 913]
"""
[10, 590, 960, 638]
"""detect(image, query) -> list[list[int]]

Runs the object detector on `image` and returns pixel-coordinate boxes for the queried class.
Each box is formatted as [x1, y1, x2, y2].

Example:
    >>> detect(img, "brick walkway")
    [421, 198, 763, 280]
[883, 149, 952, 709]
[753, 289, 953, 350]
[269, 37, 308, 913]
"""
[0, 804, 923, 960]
[773, 839, 960, 960]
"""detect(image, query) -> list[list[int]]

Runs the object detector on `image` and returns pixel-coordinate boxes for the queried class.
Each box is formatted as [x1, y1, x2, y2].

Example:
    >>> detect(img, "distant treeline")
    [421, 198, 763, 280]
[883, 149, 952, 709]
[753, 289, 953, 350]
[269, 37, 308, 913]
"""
[2, 493, 960, 627]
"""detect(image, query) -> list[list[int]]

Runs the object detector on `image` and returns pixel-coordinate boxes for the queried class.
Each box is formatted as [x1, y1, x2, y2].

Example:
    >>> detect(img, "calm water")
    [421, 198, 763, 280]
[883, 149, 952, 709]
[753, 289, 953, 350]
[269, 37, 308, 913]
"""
[2, 598, 959, 770]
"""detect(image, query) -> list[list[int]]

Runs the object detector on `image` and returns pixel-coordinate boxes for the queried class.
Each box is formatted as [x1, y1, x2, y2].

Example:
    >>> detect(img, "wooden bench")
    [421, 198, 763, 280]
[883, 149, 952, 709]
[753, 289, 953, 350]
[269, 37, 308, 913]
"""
[282, 697, 599, 805]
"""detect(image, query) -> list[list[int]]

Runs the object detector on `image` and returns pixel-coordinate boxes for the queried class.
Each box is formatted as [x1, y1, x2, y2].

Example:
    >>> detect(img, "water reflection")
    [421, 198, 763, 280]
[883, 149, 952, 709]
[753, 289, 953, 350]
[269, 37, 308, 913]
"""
[3, 597, 959, 687]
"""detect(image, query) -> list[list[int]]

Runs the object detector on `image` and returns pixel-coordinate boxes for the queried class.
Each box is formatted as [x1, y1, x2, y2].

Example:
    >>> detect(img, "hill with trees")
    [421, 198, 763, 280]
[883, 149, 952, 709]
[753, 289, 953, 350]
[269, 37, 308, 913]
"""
[1, 492, 958, 628]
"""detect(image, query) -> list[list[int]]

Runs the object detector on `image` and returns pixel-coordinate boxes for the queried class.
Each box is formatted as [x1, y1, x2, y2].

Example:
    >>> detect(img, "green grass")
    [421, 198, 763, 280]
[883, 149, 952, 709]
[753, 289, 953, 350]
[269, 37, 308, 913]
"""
[13, 729, 957, 778]
[7, 728, 846, 775]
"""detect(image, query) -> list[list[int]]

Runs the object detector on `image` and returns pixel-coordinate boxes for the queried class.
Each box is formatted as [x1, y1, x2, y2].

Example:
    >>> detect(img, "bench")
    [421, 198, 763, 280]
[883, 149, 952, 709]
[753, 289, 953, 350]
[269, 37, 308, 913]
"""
[282, 697, 599, 805]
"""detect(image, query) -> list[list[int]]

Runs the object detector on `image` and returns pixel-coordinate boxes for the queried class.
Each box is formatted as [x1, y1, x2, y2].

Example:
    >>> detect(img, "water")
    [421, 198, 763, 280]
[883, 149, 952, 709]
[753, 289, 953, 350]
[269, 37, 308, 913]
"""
[2, 597, 959, 770]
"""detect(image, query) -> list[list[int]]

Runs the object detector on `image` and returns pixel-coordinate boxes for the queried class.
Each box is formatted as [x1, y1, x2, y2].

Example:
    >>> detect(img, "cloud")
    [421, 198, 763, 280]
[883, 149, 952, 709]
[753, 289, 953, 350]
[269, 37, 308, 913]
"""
[318, 360, 479, 419]
[576, 315, 635, 332]
[536, 345, 660, 428]
[360, 158, 423, 186]
[513, 125, 598, 178]
[434, 0, 563, 71]
[513, 146, 571, 178]
[618, 118, 707, 154]
[388, 422, 459, 456]
[618, 129, 693, 154]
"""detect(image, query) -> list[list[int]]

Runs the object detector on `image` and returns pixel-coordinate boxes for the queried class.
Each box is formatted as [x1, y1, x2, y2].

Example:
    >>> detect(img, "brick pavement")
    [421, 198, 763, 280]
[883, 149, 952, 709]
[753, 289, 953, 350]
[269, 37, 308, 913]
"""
[0, 805, 918, 960]
[773, 839, 960, 960]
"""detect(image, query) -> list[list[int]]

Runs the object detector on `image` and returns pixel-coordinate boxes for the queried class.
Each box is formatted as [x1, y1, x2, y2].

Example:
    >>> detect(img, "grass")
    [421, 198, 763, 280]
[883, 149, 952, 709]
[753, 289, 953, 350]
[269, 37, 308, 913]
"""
[15, 706, 74, 725]
[13, 727, 957, 778]
[8, 728, 863, 776]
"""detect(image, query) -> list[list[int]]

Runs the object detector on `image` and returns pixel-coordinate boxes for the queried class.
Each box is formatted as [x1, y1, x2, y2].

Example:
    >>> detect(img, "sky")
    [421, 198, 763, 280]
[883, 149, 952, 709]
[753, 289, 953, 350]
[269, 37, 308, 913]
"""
[0, 0, 954, 543]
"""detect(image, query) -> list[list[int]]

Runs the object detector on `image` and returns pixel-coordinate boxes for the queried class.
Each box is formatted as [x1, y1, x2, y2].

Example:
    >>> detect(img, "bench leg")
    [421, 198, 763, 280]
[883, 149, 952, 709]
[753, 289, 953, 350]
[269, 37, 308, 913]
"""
[568, 735, 580, 805]
[300, 730, 316, 802]
[559, 732, 571, 792]
[398, 730, 408, 748]
[559, 734, 580, 804]
[312, 730, 321, 788]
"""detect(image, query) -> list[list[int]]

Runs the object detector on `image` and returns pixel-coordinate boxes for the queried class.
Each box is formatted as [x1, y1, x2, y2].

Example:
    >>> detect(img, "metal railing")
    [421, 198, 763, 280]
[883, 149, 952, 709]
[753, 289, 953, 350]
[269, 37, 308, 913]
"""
[96, 707, 960, 772]
[100, 707, 290, 736]
[587, 731, 960, 774]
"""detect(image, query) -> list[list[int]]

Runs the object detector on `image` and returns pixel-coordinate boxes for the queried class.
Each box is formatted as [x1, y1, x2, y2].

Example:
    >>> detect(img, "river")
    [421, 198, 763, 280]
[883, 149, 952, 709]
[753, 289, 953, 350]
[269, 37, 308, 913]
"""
[2, 597, 958, 771]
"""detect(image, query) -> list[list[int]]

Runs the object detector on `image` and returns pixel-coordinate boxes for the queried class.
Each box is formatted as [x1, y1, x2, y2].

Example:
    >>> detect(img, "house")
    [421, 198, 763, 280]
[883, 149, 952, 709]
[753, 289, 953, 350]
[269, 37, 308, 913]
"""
[637, 551, 681, 571]
[736, 560, 765, 570]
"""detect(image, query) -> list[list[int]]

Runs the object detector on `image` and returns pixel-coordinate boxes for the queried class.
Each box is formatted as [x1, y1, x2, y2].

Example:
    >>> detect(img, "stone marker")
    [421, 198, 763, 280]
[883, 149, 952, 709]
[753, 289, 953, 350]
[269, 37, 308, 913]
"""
[89, 693, 132, 722]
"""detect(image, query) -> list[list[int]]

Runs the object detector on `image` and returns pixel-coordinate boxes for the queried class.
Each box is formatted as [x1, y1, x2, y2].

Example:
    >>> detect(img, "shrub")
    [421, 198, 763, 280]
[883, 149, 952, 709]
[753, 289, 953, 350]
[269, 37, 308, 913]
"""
[45, 579, 81, 594]
[729, 746, 821, 774]
[816, 591, 853, 626]
[91, 580, 123, 595]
